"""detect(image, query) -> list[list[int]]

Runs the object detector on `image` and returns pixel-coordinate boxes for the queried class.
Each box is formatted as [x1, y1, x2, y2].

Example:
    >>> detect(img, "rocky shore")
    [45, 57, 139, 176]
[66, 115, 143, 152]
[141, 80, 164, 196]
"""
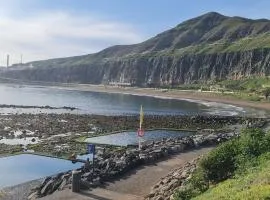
[145, 157, 200, 200]
[0, 113, 266, 158]
[28, 130, 242, 199]
[0, 104, 77, 110]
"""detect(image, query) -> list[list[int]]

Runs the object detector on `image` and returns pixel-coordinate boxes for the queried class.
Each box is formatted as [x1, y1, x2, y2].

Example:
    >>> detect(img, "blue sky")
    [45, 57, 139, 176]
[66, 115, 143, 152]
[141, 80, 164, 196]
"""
[0, 0, 270, 65]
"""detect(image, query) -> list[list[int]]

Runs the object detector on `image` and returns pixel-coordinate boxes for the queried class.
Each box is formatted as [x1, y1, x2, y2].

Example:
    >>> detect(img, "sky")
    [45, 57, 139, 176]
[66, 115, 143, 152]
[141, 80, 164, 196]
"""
[0, 0, 270, 65]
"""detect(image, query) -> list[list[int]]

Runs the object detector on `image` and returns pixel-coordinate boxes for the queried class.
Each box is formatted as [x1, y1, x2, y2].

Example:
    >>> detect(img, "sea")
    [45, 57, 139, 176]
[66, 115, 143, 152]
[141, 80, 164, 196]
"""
[0, 84, 266, 117]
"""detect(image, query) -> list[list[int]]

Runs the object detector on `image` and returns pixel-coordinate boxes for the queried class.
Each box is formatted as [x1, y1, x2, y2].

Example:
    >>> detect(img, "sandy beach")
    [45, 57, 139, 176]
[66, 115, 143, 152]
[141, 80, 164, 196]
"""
[51, 84, 270, 112]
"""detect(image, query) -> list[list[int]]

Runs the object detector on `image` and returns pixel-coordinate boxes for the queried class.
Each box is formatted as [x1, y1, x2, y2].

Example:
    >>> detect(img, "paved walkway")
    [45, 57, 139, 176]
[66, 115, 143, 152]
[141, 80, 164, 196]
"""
[41, 147, 213, 200]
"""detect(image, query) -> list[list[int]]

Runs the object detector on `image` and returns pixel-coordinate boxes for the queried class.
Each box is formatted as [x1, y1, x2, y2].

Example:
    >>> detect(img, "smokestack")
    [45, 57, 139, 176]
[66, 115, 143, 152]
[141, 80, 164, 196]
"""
[21, 54, 23, 64]
[7, 54, 9, 67]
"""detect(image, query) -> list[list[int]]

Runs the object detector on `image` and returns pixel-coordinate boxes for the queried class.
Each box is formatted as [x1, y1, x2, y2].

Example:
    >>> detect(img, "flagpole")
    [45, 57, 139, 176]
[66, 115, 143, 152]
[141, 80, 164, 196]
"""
[139, 109, 141, 150]
[139, 105, 143, 150]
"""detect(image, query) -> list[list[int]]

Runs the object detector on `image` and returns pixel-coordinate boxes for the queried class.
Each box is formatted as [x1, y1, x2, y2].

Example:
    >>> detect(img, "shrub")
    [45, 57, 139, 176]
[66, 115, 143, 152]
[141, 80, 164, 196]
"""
[199, 139, 239, 183]
[262, 87, 270, 99]
[189, 167, 209, 192]
[173, 186, 194, 200]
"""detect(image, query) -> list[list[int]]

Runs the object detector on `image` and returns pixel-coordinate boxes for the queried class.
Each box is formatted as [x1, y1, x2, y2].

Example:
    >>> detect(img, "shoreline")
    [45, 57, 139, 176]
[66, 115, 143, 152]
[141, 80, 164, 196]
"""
[50, 84, 270, 112]
[2, 82, 270, 116]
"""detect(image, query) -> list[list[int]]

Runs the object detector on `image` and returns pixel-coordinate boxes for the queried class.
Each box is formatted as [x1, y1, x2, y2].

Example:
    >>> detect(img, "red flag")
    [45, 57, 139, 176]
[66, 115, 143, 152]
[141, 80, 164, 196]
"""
[137, 128, 144, 137]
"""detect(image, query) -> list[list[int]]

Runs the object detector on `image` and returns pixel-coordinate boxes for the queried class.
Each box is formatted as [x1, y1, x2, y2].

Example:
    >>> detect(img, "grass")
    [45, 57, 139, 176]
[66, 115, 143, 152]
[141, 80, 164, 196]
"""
[219, 77, 270, 91]
[27, 32, 270, 69]
[158, 77, 270, 102]
[121, 33, 270, 60]
[220, 92, 262, 102]
[192, 153, 270, 200]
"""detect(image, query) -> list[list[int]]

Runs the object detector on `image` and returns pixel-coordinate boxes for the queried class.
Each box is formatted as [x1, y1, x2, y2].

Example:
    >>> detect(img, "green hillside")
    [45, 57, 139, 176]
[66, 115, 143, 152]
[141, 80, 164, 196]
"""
[193, 153, 270, 200]
[17, 12, 270, 67]
[173, 128, 270, 200]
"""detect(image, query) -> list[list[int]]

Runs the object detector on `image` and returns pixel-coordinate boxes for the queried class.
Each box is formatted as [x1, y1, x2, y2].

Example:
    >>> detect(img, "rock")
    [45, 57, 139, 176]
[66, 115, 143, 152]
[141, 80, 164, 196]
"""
[58, 178, 67, 191]
[146, 191, 156, 198]
[154, 195, 164, 200]
[27, 191, 38, 200]
[40, 179, 54, 196]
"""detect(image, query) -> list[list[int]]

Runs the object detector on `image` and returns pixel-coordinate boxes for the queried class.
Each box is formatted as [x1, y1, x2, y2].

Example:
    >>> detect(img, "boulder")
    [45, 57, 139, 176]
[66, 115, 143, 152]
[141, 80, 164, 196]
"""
[40, 179, 54, 196]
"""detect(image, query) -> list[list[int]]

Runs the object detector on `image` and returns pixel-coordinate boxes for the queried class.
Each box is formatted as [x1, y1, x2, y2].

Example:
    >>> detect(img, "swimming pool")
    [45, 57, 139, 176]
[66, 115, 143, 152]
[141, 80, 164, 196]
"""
[0, 154, 82, 188]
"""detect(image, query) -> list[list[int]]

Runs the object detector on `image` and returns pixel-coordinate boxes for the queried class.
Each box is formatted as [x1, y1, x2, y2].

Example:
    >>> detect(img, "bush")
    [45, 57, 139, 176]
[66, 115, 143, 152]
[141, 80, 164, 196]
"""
[199, 139, 239, 183]
[173, 186, 194, 200]
[262, 87, 270, 99]
[189, 167, 209, 192]
[199, 128, 270, 183]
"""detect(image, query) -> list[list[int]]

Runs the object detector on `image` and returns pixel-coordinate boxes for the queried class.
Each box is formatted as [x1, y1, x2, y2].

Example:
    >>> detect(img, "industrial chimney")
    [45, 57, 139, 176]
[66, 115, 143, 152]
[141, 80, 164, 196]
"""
[7, 54, 9, 67]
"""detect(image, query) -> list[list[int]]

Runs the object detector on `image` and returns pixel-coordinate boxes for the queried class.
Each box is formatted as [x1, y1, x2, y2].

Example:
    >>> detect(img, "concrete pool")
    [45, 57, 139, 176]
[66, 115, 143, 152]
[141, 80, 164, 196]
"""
[0, 154, 82, 188]
[85, 129, 194, 146]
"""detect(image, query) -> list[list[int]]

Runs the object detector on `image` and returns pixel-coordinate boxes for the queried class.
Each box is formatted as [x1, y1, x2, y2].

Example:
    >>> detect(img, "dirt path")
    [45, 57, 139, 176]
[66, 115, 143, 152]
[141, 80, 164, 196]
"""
[41, 147, 213, 200]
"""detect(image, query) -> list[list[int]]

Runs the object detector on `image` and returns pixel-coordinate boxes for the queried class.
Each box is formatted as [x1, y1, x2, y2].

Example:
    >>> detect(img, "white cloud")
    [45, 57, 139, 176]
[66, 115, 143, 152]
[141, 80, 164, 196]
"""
[0, 10, 144, 66]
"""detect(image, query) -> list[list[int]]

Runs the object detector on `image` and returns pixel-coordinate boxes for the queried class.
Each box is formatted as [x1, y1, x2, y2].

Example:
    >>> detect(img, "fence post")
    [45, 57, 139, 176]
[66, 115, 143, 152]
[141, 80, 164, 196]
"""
[72, 170, 81, 193]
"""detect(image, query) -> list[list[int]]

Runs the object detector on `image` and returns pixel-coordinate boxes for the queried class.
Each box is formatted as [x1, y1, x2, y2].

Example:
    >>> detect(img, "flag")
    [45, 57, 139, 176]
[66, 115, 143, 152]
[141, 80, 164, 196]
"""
[140, 105, 144, 129]
[87, 144, 95, 154]
[137, 128, 144, 137]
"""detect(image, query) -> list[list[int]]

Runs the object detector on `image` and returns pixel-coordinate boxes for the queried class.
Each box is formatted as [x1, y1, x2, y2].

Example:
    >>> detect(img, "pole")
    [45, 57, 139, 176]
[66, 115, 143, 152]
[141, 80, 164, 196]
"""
[7, 54, 9, 68]
[92, 149, 95, 177]
[138, 105, 144, 150]
[139, 121, 141, 150]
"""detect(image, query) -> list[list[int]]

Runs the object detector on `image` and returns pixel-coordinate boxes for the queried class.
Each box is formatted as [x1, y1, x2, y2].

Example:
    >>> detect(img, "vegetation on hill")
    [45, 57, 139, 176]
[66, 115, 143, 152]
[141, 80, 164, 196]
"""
[173, 128, 270, 200]
[26, 12, 270, 67]
[192, 154, 270, 200]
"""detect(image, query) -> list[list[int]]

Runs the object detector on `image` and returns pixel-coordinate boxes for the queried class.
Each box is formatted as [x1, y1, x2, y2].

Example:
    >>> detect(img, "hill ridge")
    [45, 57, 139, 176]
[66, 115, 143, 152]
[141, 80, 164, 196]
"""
[2, 11, 270, 86]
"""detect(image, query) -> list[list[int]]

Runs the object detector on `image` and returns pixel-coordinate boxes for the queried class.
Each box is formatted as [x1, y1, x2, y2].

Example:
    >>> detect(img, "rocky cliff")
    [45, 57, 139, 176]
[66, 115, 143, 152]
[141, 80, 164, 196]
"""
[1, 12, 270, 86]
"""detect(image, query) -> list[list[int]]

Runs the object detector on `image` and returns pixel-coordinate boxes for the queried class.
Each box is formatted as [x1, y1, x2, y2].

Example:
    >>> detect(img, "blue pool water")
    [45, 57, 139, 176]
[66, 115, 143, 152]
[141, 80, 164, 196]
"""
[0, 154, 82, 188]
[85, 130, 193, 146]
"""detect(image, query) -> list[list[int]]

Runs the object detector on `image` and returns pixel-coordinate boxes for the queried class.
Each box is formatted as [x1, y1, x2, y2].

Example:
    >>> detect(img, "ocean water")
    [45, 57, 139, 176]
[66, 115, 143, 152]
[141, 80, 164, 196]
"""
[0, 84, 262, 116]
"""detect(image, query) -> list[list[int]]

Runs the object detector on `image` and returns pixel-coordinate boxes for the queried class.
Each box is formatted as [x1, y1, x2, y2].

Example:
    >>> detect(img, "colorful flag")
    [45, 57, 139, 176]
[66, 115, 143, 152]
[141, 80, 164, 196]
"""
[140, 105, 144, 129]
[87, 144, 95, 154]
[137, 128, 144, 137]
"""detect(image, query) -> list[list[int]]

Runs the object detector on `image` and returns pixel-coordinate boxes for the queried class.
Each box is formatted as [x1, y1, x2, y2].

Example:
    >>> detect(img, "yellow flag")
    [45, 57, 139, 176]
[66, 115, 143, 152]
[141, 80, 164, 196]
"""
[140, 105, 144, 129]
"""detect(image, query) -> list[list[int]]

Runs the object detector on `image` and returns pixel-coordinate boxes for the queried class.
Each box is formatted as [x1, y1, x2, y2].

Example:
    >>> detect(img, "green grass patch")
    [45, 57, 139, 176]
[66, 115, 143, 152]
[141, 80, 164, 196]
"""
[193, 153, 270, 200]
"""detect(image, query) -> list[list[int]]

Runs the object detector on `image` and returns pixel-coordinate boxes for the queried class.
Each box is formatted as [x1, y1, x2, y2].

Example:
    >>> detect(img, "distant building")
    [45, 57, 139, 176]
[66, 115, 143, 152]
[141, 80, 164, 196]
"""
[108, 82, 132, 87]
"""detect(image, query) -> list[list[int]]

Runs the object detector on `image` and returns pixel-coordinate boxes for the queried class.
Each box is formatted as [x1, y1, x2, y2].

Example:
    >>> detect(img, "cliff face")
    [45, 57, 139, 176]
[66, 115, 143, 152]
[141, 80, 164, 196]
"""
[1, 12, 270, 86]
[4, 48, 270, 86]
